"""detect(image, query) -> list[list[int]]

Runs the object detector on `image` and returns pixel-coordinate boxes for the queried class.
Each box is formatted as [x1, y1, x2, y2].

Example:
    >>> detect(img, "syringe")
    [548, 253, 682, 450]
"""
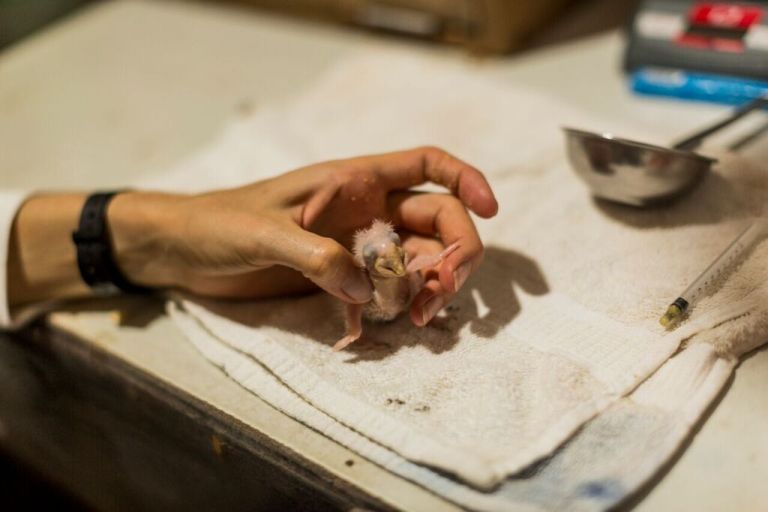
[660, 222, 765, 328]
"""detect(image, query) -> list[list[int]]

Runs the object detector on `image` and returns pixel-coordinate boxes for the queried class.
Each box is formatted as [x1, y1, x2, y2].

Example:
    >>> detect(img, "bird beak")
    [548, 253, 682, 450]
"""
[375, 255, 406, 277]
[390, 258, 406, 277]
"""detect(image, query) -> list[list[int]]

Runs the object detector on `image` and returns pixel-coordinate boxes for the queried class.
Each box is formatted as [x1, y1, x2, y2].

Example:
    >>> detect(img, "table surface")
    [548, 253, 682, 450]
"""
[1, 1, 766, 510]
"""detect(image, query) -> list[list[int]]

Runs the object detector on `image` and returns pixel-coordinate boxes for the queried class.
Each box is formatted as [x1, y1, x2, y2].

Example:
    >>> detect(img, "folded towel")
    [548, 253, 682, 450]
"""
[168, 279, 766, 511]
[147, 52, 768, 490]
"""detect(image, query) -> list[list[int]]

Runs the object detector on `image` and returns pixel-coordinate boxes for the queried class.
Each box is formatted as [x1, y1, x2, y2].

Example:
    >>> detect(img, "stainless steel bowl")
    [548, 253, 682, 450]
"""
[563, 96, 766, 207]
[563, 128, 715, 207]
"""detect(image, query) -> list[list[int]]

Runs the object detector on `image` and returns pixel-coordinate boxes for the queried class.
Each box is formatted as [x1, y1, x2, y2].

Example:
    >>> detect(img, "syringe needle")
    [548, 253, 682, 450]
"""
[659, 222, 764, 329]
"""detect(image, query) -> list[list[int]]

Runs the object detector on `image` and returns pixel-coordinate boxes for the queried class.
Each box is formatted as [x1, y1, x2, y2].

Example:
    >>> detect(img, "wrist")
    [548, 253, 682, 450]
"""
[8, 193, 91, 306]
[107, 191, 189, 289]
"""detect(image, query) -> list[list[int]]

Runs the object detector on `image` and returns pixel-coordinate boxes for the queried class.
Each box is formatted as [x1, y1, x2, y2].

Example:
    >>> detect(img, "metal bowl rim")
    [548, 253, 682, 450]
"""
[562, 126, 718, 164]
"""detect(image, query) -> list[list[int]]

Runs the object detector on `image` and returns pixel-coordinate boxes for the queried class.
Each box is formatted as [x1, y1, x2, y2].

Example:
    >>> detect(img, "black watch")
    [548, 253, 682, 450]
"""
[71, 191, 152, 295]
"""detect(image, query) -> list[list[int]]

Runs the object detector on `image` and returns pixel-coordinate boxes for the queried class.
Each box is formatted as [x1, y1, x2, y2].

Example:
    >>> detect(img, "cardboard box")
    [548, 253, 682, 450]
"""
[233, 0, 571, 53]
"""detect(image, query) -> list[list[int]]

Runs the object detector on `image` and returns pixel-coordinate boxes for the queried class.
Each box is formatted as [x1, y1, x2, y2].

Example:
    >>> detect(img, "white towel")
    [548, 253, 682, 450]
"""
[145, 52, 768, 491]
[167, 285, 766, 511]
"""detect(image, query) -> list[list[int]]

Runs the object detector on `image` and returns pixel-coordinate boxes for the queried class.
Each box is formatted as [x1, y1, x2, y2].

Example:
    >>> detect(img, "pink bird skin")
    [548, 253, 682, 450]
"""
[333, 220, 458, 351]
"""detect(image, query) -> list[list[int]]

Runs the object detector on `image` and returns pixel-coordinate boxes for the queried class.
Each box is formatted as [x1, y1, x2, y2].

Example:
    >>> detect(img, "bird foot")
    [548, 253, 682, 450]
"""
[406, 241, 460, 273]
[333, 332, 361, 351]
[334, 303, 364, 351]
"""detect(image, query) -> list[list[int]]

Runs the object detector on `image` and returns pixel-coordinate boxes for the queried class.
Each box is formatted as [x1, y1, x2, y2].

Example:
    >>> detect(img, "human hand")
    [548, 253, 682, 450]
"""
[109, 147, 498, 325]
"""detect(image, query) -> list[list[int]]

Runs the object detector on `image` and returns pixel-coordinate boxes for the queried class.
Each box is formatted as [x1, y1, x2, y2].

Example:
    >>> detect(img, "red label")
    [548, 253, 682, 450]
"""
[690, 3, 763, 28]
[676, 33, 746, 52]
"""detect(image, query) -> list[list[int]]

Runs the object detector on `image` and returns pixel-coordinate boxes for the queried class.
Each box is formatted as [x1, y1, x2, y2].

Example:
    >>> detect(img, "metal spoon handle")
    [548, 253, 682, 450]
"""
[672, 96, 768, 152]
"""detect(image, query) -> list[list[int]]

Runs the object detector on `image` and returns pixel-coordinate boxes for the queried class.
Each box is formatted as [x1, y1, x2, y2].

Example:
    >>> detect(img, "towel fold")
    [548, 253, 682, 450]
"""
[146, 51, 768, 492]
[168, 282, 766, 511]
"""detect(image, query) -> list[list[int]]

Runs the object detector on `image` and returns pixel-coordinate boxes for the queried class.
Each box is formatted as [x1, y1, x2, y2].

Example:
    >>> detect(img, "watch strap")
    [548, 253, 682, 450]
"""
[71, 192, 152, 295]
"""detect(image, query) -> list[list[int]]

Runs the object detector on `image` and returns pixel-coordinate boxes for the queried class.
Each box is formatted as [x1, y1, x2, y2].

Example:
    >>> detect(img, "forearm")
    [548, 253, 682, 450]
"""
[8, 193, 90, 306]
[6, 192, 183, 308]
[5, 148, 495, 314]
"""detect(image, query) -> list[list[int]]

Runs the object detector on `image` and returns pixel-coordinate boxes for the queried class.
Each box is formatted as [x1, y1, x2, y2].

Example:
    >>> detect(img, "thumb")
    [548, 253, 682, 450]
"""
[274, 225, 372, 304]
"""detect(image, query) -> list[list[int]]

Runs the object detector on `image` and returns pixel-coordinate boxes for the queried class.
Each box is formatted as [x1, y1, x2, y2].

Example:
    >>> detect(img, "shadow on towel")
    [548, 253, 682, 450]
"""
[593, 171, 760, 229]
[189, 245, 549, 362]
[344, 245, 550, 362]
[53, 295, 166, 329]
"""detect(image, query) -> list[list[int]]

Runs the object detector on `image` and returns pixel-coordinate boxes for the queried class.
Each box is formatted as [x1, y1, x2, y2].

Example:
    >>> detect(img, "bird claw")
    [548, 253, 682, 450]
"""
[333, 332, 360, 351]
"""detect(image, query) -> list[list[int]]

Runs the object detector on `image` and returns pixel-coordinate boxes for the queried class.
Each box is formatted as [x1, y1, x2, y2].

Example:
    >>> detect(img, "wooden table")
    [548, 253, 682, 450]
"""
[1, 1, 766, 510]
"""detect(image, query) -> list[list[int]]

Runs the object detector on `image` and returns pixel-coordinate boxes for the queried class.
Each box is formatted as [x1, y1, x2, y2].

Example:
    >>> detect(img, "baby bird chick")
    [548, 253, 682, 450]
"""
[356, 219, 410, 322]
[333, 220, 458, 351]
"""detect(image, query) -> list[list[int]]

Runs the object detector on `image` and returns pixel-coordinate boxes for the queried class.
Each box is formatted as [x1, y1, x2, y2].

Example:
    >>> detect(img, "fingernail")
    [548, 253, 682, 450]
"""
[453, 262, 471, 293]
[421, 295, 444, 325]
[342, 271, 373, 302]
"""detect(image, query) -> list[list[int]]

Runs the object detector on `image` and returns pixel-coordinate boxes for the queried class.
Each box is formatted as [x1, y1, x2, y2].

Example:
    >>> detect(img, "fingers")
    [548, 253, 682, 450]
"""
[267, 223, 372, 304]
[391, 192, 483, 295]
[361, 146, 498, 218]
[401, 233, 460, 327]
[410, 277, 452, 327]
[404, 236, 452, 326]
